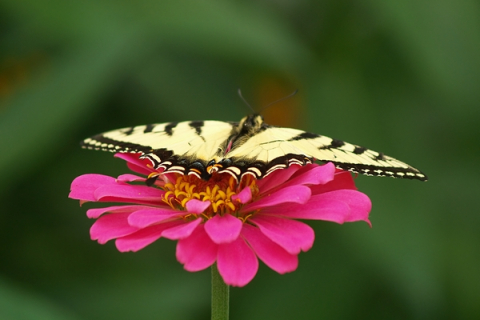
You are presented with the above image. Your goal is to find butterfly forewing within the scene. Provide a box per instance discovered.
[83,120,235,161]
[223,125,426,181]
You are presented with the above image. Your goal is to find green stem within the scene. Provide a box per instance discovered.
[211,263,229,320]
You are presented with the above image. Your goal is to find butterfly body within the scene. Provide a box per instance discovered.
[82,114,427,181]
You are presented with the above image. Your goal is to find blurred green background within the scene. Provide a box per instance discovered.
[1,1,479,319]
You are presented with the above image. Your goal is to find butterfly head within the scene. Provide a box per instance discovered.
[238,114,264,134]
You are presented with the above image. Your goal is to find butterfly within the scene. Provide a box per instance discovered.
[81,114,427,182]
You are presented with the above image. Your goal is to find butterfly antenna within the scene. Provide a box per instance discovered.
[237,88,255,113]
[260,89,299,113]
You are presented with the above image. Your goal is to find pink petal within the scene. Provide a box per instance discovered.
[315,190,371,224]
[115,153,154,175]
[116,174,146,183]
[176,225,217,271]
[261,190,371,225]
[281,163,335,188]
[69,174,116,201]
[115,220,182,252]
[127,208,181,228]
[90,212,139,244]
[243,185,311,212]
[87,205,154,219]
[204,214,242,244]
[261,198,351,223]
[231,186,252,204]
[185,199,211,214]
[310,170,357,195]
[256,164,302,193]
[93,183,164,204]
[242,224,298,274]
[162,218,202,240]
[250,215,314,255]
[217,237,258,287]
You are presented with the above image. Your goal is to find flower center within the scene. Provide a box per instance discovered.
[160,173,258,220]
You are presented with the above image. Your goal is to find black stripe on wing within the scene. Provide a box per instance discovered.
[81,136,153,154]
[164,122,179,136]
[331,162,428,181]
[188,121,205,136]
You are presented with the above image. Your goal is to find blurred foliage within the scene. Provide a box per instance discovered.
[1,0,479,319]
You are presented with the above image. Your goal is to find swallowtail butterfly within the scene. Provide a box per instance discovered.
[81,114,427,182]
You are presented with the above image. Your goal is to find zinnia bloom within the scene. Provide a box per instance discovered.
[69,153,371,287]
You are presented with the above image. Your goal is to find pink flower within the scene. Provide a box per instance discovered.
[69,153,371,287]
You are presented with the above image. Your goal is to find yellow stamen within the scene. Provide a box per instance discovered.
[159,173,259,221]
